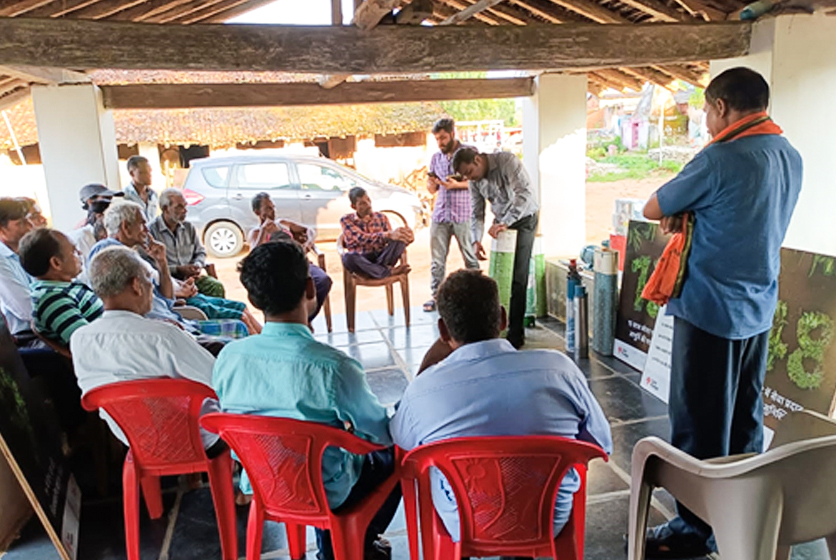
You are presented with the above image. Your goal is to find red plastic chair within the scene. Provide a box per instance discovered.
[81,379,237,560]
[399,436,608,560]
[200,413,399,560]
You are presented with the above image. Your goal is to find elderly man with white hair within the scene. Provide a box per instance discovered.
[71,245,225,455]
[149,188,225,298]
[88,200,256,341]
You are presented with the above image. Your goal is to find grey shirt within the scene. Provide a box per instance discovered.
[123,183,159,222]
[148,216,207,269]
[469,152,539,244]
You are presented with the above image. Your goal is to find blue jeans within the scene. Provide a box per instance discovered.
[342,241,406,280]
[666,317,769,539]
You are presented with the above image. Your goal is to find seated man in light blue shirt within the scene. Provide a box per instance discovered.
[390,270,612,549]
[212,241,400,560]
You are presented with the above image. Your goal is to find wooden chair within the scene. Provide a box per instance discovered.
[310,244,333,333]
[30,321,72,359]
[336,235,409,333]
[204,263,218,279]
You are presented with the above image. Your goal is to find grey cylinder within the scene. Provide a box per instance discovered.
[593,248,618,356]
[574,284,589,361]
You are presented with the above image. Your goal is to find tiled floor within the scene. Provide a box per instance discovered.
[3,310,828,560]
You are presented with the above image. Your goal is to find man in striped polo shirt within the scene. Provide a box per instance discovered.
[19,228,103,346]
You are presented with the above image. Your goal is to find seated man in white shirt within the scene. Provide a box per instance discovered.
[390,270,613,550]
[0,197,35,342]
[70,245,224,455]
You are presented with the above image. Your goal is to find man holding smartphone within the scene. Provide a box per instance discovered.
[425,118,480,312]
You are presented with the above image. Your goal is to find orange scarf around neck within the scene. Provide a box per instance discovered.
[640,111,783,306]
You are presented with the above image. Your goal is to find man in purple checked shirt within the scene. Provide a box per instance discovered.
[424,118,480,312]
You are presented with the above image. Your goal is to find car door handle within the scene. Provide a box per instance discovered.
[302,194,312,199]
[232,194,244,200]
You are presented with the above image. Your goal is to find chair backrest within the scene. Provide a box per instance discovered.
[402,436,607,552]
[336,235,347,258]
[30,320,72,359]
[81,378,216,468]
[201,413,384,523]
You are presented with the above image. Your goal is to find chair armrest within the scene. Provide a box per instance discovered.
[204,263,218,279]
[309,244,326,269]
[175,305,208,321]
[400,248,408,266]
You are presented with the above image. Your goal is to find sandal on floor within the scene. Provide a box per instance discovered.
[423,299,436,312]
[643,530,712,559]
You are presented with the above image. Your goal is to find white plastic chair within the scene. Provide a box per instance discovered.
[628,410,836,560]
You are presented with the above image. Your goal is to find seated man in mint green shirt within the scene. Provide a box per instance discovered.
[212,241,399,560]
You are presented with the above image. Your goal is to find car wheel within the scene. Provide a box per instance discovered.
[204,221,244,258]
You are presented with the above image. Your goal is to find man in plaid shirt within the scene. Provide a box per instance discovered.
[340,188,413,279]
[425,118,480,312]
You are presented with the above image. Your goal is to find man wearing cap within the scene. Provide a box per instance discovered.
[75,184,123,229]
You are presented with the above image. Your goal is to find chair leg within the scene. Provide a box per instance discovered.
[207,454,239,560]
[386,284,394,316]
[776,545,792,560]
[825,532,836,560]
[324,293,333,333]
[246,502,264,560]
[401,479,421,560]
[401,276,410,328]
[710,493,782,560]
[140,475,164,520]
[344,275,356,333]
[330,523,364,560]
[627,478,653,560]
[123,453,141,560]
[285,523,307,560]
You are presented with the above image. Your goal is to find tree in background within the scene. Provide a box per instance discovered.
[433,72,521,127]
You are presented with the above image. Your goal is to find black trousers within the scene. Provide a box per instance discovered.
[507,213,539,343]
[315,448,402,560]
[667,317,769,537]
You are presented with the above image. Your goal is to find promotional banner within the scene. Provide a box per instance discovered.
[613,220,670,371]
[763,249,836,431]
[641,307,674,403]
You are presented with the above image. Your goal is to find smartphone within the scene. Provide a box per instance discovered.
[428,171,438,179]
[447,173,463,182]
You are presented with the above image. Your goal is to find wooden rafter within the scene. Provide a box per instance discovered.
[442,0,508,23]
[506,0,564,22]
[672,0,726,20]
[331,0,343,24]
[437,0,501,23]
[174,0,252,23]
[66,0,150,20]
[353,0,409,29]
[655,63,709,86]
[0,18,752,74]
[395,0,433,23]
[0,78,25,97]
[542,0,630,23]
[615,0,698,21]
[185,0,276,24]
[478,1,542,23]
[137,0,228,22]
[100,77,536,109]
[0,0,54,16]
[0,88,30,112]
[592,67,645,90]
[620,65,678,89]
[0,65,89,84]
[23,0,108,17]
[588,72,626,92]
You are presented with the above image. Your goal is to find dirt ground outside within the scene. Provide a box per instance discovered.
[215,177,667,317]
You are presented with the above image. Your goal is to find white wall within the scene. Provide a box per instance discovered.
[523,73,588,258]
[712,14,836,256]
[31,84,120,231]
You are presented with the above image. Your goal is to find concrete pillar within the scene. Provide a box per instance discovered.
[31,84,119,232]
[137,142,167,191]
[711,14,836,256]
[522,73,588,258]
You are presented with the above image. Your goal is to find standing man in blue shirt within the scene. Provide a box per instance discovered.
[641,67,803,558]
[391,270,611,548]
[212,242,400,560]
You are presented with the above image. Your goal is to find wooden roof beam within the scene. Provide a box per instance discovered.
[0,19,753,74]
[173,0,252,24]
[588,72,625,92]
[395,0,433,23]
[0,78,26,97]
[188,0,279,24]
[100,78,536,109]
[353,0,410,29]
[80,0,199,22]
[436,0,501,23]
[592,68,645,90]
[542,0,630,23]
